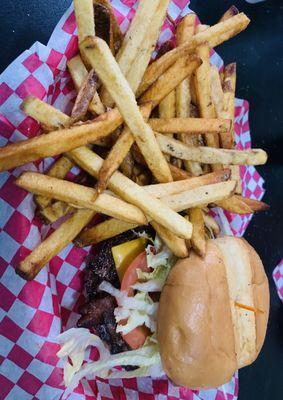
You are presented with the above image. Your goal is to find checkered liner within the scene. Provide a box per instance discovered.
[273,260,283,301]
[0,1,265,399]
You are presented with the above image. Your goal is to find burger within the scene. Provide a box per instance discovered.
[57,233,269,392]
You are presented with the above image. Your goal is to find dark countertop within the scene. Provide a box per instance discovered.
[0,0,282,399]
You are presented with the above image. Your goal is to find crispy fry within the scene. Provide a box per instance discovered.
[69,147,193,239]
[210,65,225,117]
[16,172,147,225]
[176,14,203,176]
[230,165,242,193]
[17,209,95,280]
[137,13,250,96]
[70,69,98,123]
[159,89,175,161]
[0,107,123,172]
[149,117,231,134]
[195,24,220,156]
[188,208,206,257]
[151,221,189,258]
[169,164,191,180]
[156,133,267,165]
[219,6,239,22]
[97,103,152,194]
[145,169,231,198]
[203,212,220,236]
[101,0,170,106]
[215,195,269,214]
[74,0,95,44]
[221,63,237,149]
[82,37,172,183]
[40,201,74,224]
[35,156,74,209]
[75,219,139,247]
[139,54,202,108]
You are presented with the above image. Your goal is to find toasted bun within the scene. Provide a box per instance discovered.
[157,236,269,389]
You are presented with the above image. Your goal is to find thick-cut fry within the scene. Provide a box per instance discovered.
[145,169,231,198]
[0,108,123,172]
[35,156,74,209]
[159,89,176,161]
[215,195,269,214]
[210,65,225,117]
[69,147,193,239]
[67,55,105,116]
[219,6,239,22]
[97,103,152,194]
[149,117,231,134]
[156,133,267,165]
[151,221,189,258]
[188,208,206,257]
[16,172,147,225]
[75,219,139,247]
[17,209,95,280]
[139,54,202,108]
[39,201,74,224]
[82,37,172,183]
[221,63,237,149]
[74,0,95,44]
[195,24,220,155]
[176,13,203,177]
[137,13,250,96]
[101,0,170,106]
[169,164,191,180]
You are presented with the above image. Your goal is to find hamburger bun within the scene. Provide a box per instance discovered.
[157,236,269,389]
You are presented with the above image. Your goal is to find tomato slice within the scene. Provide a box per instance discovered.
[120,251,151,349]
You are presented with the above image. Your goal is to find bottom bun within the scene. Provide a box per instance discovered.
[157,236,269,389]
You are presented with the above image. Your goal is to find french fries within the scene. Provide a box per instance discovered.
[219,5,239,22]
[16,172,147,225]
[203,212,220,237]
[149,117,231,135]
[158,89,176,161]
[137,12,250,96]
[69,147,193,239]
[17,209,95,280]
[176,14,203,177]
[75,218,139,247]
[156,133,267,165]
[151,221,189,258]
[210,65,225,117]
[0,108,123,172]
[169,164,191,180]
[221,63,237,149]
[82,36,173,183]
[74,0,95,44]
[215,195,269,214]
[139,54,202,108]
[39,201,74,224]
[188,208,206,257]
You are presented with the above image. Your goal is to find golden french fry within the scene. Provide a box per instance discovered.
[145,168,231,198]
[74,0,95,44]
[188,208,206,257]
[16,172,147,225]
[156,133,267,165]
[82,36,172,183]
[149,117,231,134]
[139,54,202,108]
[176,13,203,176]
[39,201,74,224]
[97,103,152,194]
[210,65,224,116]
[203,212,220,236]
[101,0,170,106]
[69,147,193,239]
[159,89,176,161]
[215,195,269,214]
[219,5,239,22]
[35,156,74,209]
[0,107,123,172]
[195,24,220,156]
[151,221,189,258]
[17,209,95,280]
[230,165,242,193]
[221,63,237,149]
[75,219,139,247]
[67,55,105,116]
[137,13,250,96]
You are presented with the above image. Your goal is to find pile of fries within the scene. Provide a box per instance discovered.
[0,0,268,280]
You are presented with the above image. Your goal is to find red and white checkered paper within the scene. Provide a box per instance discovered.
[273,260,283,301]
[0,1,265,399]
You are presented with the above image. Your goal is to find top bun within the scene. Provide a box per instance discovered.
[157,236,269,389]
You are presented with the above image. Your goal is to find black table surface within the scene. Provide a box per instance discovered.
[0,0,282,399]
